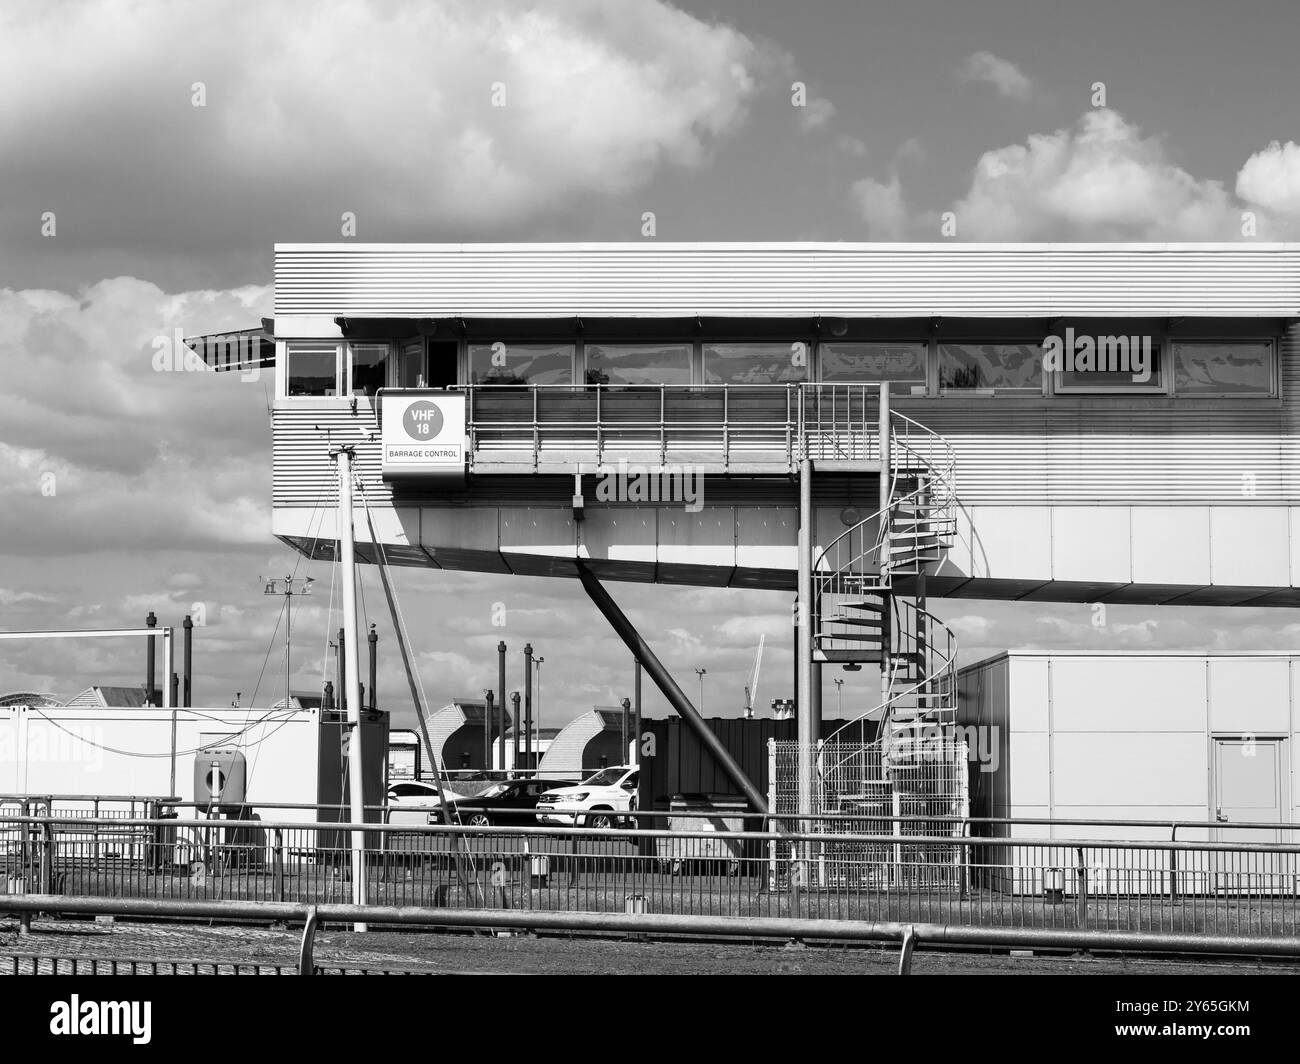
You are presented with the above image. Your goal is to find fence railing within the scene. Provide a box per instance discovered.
[449,383,886,470]
[4,813,1300,941]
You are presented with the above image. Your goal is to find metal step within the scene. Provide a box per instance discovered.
[823,615,885,628]
[838,599,885,612]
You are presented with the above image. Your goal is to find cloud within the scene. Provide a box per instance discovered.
[951,109,1246,239]
[836,135,868,159]
[958,51,1033,101]
[851,174,909,239]
[798,96,836,132]
[0,277,273,555]
[1237,140,1300,219]
[0,0,773,287]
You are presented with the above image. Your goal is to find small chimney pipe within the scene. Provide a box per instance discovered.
[523,643,533,768]
[511,691,521,768]
[368,625,378,712]
[145,612,157,706]
[497,640,507,770]
[337,627,346,715]
[182,614,193,708]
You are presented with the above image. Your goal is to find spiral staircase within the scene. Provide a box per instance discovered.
[811,411,962,811]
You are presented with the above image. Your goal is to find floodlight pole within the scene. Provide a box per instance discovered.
[331,445,368,928]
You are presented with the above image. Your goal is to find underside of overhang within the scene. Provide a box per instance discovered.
[276,534,1300,607]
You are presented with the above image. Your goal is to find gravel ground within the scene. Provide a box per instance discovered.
[3,917,1297,975]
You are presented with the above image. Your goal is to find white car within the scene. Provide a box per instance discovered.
[385,779,464,826]
[535,766,639,828]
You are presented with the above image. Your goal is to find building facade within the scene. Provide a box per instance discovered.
[192,242,1300,812]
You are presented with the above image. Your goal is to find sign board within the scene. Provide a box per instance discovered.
[381,393,467,482]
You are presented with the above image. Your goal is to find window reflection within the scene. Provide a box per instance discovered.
[468,343,574,385]
[703,342,807,384]
[397,339,425,389]
[1173,342,1272,395]
[820,343,927,393]
[584,343,692,386]
[349,343,390,396]
[939,343,1042,395]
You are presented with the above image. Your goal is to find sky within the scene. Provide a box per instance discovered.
[1,0,1299,730]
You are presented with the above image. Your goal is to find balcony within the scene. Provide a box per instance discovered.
[380,383,887,477]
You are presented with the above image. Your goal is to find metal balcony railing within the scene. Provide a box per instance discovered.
[451,383,886,469]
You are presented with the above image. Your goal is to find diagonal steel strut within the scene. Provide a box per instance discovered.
[576,563,769,814]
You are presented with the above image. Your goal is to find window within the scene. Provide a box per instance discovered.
[820,342,927,393]
[584,343,692,386]
[939,343,1042,396]
[285,342,339,396]
[1172,341,1273,396]
[468,343,574,385]
[703,342,808,384]
[397,339,425,389]
[349,342,390,396]
[1052,335,1164,393]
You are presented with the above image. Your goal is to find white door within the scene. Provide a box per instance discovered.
[1212,738,1289,893]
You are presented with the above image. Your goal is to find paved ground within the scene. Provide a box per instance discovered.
[2,917,1297,974]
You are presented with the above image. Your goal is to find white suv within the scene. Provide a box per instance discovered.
[535,766,639,828]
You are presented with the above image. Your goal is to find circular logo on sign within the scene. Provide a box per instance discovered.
[206,767,226,794]
[403,401,444,441]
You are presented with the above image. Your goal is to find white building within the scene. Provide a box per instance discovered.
[957,651,1299,837]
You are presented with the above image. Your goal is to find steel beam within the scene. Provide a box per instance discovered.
[8,894,1300,961]
[576,563,768,813]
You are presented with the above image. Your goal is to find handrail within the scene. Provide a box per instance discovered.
[810,411,962,789]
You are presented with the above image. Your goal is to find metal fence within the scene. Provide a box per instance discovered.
[769,738,970,892]
[4,812,1300,941]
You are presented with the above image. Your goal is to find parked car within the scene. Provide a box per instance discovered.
[445,778,575,826]
[385,779,463,827]
[535,766,639,828]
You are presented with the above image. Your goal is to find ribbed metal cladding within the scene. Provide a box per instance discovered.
[273,406,389,508]
[274,243,1300,318]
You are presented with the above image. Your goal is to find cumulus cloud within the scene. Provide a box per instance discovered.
[798,96,836,132]
[958,51,1033,101]
[853,109,1300,240]
[0,277,272,555]
[852,174,909,239]
[1237,140,1300,218]
[949,109,1248,240]
[0,0,772,287]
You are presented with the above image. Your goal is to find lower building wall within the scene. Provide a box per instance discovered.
[0,706,326,824]
[959,653,1300,892]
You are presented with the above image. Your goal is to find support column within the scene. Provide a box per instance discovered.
[633,661,642,767]
[331,446,367,926]
[879,383,892,732]
[797,458,815,822]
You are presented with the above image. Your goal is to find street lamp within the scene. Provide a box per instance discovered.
[694,666,707,712]
[833,677,844,716]
[263,575,314,710]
